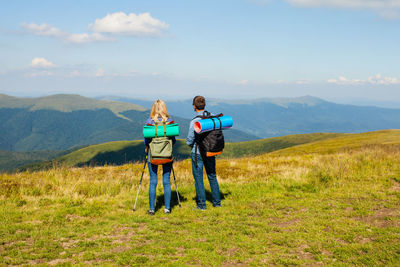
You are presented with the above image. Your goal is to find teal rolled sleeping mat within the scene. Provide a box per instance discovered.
[143,123,180,138]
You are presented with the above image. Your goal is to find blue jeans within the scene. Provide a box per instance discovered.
[191,153,221,209]
[148,162,172,211]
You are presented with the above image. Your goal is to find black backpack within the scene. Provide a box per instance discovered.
[194,111,225,160]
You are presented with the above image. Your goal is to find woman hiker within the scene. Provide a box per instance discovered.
[144,100,176,215]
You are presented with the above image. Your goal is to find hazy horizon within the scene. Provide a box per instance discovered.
[2,91,400,110]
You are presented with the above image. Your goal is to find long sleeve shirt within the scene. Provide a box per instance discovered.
[186,111,205,155]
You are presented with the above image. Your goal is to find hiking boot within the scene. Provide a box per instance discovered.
[164,208,171,214]
[147,210,155,216]
[193,206,206,211]
[213,204,222,208]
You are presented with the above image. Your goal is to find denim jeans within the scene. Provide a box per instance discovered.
[148,162,172,211]
[191,153,221,209]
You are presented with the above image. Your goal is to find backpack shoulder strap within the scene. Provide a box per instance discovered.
[193,110,212,120]
[153,120,167,137]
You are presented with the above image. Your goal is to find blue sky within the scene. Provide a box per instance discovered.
[1,0,400,102]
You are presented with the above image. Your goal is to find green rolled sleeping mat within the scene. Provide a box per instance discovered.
[143,123,180,138]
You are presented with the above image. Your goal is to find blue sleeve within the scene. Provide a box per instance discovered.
[145,138,151,146]
[186,119,195,146]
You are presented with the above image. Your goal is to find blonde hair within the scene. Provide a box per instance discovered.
[150,99,170,122]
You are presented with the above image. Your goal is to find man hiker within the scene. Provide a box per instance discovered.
[186,96,222,210]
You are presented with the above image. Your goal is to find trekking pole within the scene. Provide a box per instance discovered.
[171,163,182,208]
[133,155,148,211]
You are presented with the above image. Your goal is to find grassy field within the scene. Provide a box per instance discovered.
[273,129,400,155]
[20,132,342,171]
[1,135,400,265]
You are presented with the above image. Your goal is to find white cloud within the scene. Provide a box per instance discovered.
[22,23,64,37]
[367,74,400,85]
[22,22,111,44]
[65,33,113,44]
[30,57,55,68]
[89,12,169,36]
[327,74,400,85]
[96,69,105,77]
[327,76,365,85]
[22,12,168,44]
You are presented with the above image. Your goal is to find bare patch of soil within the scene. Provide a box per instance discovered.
[354,236,373,244]
[60,238,79,249]
[25,220,42,225]
[356,208,400,228]
[296,244,314,260]
[175,246,185,257]
[28,259,47,265]
[65,214,85,221]
[222,260,248,267]
[392,180,400,192]
[226,247,240,257]
[110,246,130,253]
[108,225,137,244]
[137,223,147,231]
[48,258,70,265]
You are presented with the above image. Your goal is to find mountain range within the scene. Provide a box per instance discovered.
[1,93,400,172]
[0,94,256,152]
[99,95,400,138]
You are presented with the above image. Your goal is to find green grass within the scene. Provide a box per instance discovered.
[1,142,400,265]
[21,132,343,171]
[20,130,399,172]
[273,129,400,155]
[222,132,342,157]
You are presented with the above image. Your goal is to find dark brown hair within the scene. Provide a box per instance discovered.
[192,95,206,110]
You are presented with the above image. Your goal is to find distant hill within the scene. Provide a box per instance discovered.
[17,129,400,172]
[19,132,343,171]
[101,95,400,138]
[0,94,146,118]
[0,94,256,152]
[0,146,84,172]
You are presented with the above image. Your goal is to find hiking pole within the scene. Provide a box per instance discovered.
[171,163,181,208]
[133,155,148,211]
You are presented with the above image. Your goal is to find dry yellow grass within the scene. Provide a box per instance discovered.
[2,145,399,200]
[1,145,399,265]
